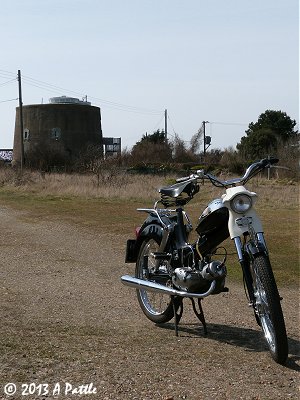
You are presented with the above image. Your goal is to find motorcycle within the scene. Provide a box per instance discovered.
[121,157,288,365]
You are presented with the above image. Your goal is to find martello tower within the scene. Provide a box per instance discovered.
[13,96,103,167]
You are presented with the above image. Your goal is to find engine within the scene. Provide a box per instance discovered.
[172,260,227,294]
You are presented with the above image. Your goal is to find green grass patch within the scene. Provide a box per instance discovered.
[0,188,148,234]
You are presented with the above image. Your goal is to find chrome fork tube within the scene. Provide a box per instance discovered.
[234,236,255,304]
[234,237,244,261]
[257,232,268,253]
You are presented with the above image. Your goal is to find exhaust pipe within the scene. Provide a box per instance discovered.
[121,275,216,299]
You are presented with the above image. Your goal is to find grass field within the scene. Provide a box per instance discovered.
[0,169,298,286]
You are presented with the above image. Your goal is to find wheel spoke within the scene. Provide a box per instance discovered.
[251,254,288,364]
[255,275,276,350]
[136,238,174,320]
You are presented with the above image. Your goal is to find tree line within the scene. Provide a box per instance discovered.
[124,110,298,177]
[14,109,298,179]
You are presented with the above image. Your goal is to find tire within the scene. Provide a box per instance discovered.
[251,255,288,364]
[135,235,179,323]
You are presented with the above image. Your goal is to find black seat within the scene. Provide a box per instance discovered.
[159,181,189,198]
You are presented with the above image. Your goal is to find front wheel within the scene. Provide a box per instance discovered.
[251,255,288,364]
[135,235,180,324]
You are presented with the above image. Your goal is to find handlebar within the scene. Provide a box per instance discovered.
[176,157,279,188]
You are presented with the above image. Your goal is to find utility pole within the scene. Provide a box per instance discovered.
[164,109,168,141]
[202,120,209,156]
[18,69,24,173]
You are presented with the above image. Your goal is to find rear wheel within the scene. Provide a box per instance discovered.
[135,235,179,323]
[251,255,288,364]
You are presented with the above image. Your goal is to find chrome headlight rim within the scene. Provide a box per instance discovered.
[230,194,252,214]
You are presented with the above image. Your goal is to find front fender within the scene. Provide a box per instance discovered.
[246,240,267,259]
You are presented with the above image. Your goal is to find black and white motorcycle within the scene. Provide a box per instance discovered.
[121,157,288,365]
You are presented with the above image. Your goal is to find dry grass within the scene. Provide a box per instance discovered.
[0,168,298,207]
[0,168,169,201]
[0,168,298,285]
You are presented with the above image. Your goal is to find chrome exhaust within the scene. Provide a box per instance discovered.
[121,275,216,299]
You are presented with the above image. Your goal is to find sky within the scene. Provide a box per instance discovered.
[0,0,299,152]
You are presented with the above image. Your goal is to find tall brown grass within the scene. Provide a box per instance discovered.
[0,167,298,209]
[0,168,170,201]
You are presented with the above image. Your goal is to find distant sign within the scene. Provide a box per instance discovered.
[205,136,211,145]
[103,137,121,156]
[0,150,13,162]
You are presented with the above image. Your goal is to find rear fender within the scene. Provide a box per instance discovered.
[125,222,164,263]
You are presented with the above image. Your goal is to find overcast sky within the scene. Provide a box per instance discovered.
[1,0,298,151]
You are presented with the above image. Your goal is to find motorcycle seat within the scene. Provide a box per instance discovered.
[159,181,199,207]
[159,181,188,198]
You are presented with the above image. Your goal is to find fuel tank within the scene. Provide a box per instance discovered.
[196,198,230,255]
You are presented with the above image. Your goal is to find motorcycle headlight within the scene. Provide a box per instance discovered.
[231,194,252,214]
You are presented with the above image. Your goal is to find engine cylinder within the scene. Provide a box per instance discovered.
[200,260,227,280]
[172,267,208,292]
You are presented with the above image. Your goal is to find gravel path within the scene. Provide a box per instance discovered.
[0,206,299,400]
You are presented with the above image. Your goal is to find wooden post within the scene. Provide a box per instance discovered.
[18,70,24,173]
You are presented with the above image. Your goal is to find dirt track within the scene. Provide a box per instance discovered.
[0,206,299,400]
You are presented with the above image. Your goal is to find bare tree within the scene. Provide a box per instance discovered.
[189,127,203,154]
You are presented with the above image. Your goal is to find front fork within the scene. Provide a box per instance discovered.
[234,233,268,305]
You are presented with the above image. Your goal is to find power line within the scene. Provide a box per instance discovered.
[0,78,17,87]
[167,114,179,137]
[0,69,17,79]
[0,69,163,115]
[20,73,162,115]
[151,113,165,132]
[210,121,248,126]
[0,98,18,103]
[167,114,192,142]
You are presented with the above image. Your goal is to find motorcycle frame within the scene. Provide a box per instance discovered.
[125,157,279,305]
[133,185,269,304]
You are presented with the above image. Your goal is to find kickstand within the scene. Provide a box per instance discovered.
[191,298,207,335]
[171,296,183,337]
